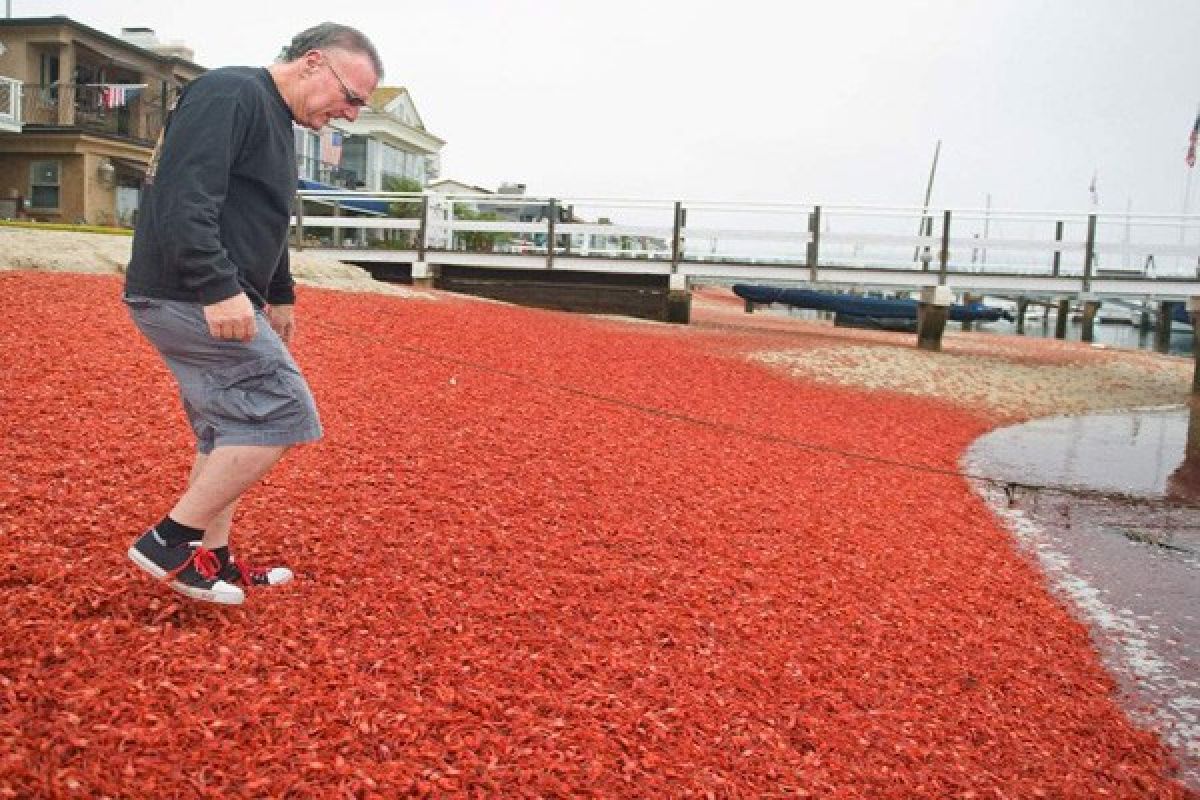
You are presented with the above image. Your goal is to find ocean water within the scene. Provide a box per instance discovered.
[964,405,1199,789]
[982,315,1196,357]
[769,305,1196,357]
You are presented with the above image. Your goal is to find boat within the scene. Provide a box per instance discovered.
[732,284,1012,327]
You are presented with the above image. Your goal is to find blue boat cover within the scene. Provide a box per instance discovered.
[732,285,1010,323]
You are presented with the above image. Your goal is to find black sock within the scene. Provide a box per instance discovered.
[155,516,204,547]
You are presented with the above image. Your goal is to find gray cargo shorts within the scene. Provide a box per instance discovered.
[125,295,323,454]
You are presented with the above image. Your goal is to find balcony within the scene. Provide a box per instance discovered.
[297,154,359,188]
[19,83,167,145]
[0,77,20,133]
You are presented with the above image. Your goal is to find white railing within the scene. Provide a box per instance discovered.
[291,190,1200,294]
[0,77,21,132]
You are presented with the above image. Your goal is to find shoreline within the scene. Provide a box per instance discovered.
[689,287,1194,424]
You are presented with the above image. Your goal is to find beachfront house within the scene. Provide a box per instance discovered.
[0,16,203,226]
[322,86,444,192]
[0,17,447,234]
[293,86,446,247]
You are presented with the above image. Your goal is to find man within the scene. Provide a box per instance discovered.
[125,23,383,605]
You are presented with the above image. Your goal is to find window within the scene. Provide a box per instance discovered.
[40,53,59,87]
[29,160,61,209]
[341,136,367,186]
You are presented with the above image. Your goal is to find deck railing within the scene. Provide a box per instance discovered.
[19,83,166,143]
[293,190,1200,289]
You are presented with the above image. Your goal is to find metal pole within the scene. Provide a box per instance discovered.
[914,139,941,261]
[1180,103,1198,272]
[1052,220,1063,277]
[1182,168,1195,275]
[546,198,557,269]
[332,199,342,248]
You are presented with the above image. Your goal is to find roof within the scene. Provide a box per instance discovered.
[367,86,428,131]
[368,87,407,111]
[430,179,493,195]
[0,16,206,73]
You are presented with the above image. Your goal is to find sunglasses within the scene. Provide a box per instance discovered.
[321,53,367,108]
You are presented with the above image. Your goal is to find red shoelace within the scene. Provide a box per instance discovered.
[163,546,221,584]
[227,559,270,588]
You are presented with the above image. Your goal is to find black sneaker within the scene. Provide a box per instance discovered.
[187,542,294,590]
[223,558,294,589]
[128,529,245,605]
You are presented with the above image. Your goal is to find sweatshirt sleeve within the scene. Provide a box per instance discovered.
[151,90,249,305]
[267,244,296,305]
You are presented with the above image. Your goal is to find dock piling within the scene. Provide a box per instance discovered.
[1055,299,1070,340]
[916,286,953,351]
[1080,297,1102,343]
[666,273,691,324]
[1155,301,1174,353]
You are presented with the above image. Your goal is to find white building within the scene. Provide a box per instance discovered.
[335,87,443,189]
[294,87,444,191]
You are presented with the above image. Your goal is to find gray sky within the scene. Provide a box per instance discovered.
[9,0,1200,213]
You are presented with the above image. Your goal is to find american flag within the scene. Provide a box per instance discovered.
[1188,106,1200,168]
[321,130,344,166]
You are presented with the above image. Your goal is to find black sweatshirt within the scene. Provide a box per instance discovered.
[125,67,298,308]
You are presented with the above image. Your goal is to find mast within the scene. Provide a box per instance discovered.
[914,139,941,262]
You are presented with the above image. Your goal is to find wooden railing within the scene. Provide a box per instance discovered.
[19,83,166,144]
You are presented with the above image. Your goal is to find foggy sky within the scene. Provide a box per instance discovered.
[8,0,1200,214]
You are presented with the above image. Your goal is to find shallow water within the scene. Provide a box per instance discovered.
[770,306,1196,356]
[965,405,1200,789]
[986,317,1196,357]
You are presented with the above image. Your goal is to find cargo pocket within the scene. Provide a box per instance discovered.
[204,357,299,424]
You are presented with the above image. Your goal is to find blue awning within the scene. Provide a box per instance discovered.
[297,178,390,216]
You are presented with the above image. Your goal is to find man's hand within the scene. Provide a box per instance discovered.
[267,304,297,344]
[203,293,257,342]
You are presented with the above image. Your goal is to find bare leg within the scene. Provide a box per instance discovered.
[169,445,286,547]
[185,452,239,549]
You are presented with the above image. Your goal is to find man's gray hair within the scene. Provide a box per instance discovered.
[280,22,384,79]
